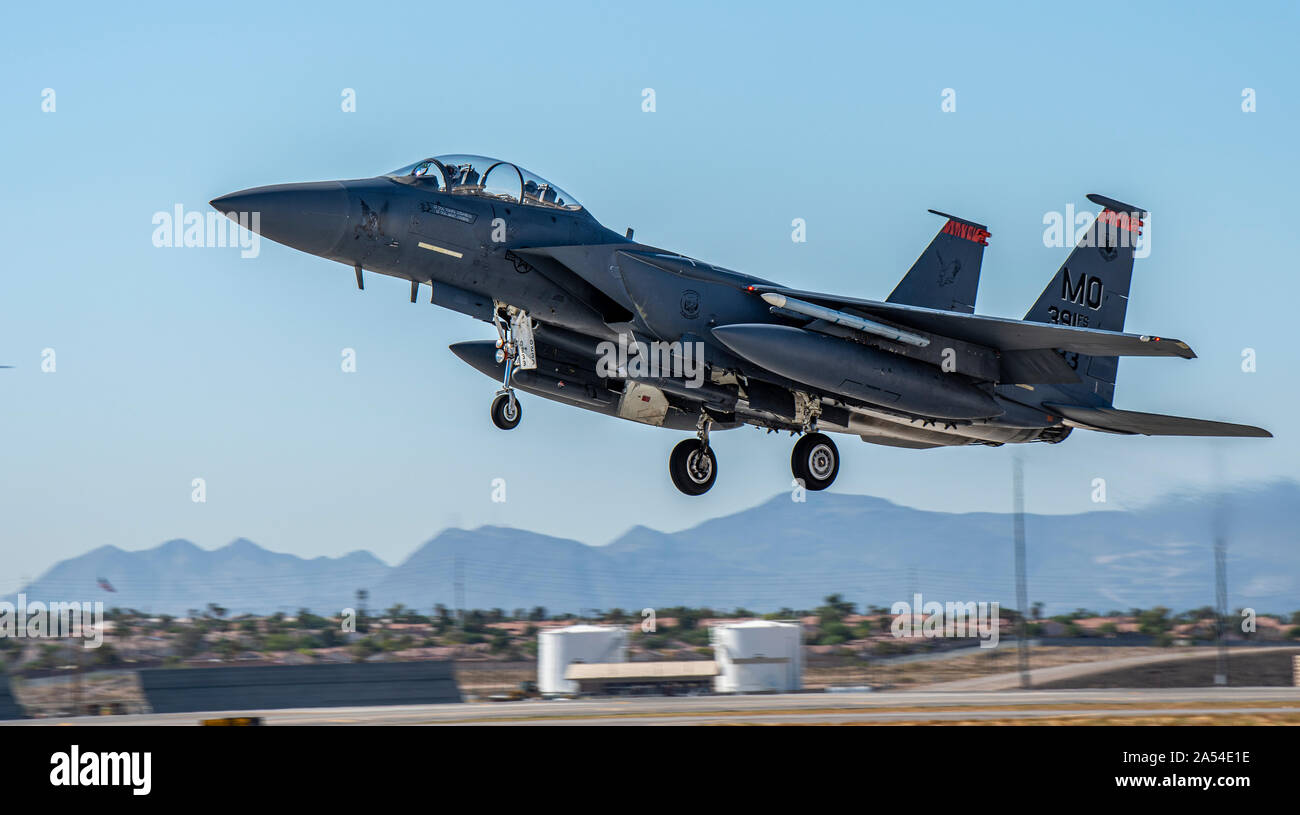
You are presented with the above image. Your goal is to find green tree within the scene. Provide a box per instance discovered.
[350,636,382,661]
[175,627,206,658]
[816,594,856,624]
[675,609,702,630]
[263,633,298,651]
[296,609,330,629]
[819,621,853,646]
[1136,607,1173,637]
[217,638,241,661]
[815,594,856,646]
[489,631,512,653]
[92,643,122,668]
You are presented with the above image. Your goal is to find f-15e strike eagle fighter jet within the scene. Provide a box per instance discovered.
[211,155,1269,496]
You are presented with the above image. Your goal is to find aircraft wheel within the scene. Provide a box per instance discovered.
[669,439,717,496]
[490,393,522,430]
[791,432,838,491]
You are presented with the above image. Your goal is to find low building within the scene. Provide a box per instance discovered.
[564,661,717,695]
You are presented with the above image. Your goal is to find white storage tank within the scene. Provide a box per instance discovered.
[537,624,628,695]
[711,620,803,693]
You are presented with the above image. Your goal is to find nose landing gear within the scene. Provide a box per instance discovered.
[491,392,522,430]
[488,307,535,431]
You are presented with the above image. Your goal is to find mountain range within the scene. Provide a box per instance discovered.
[9,481,1299,616]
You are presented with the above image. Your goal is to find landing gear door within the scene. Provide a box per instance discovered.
[511,312,537,371]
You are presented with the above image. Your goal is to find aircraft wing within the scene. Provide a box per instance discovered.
[749,285,1196,359]
[1044,404,1272,437]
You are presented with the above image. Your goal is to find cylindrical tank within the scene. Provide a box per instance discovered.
[537,624,628,695]
[711,620,803,693]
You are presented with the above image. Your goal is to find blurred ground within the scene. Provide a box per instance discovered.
[8,688,1300,726]
[9,645,1297,716]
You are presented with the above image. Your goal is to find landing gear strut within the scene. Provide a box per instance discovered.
[489,307,535,430]
[791,432,839,491]
[669,413,718,496]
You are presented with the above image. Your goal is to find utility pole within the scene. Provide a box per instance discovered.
[1013,456,1031,689]
[1214,534,1228,685]
[1211,447,1229,687]
[454,555,466,628]
[1214,490,1229,686]
[69,640,84,717]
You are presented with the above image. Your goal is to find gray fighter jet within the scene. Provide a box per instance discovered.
[211,155,1269,496]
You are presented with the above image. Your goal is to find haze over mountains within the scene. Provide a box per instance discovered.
[10,482,1299,617]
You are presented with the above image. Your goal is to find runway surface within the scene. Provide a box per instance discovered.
[922,646,1300,691]
[7,687,1300,726]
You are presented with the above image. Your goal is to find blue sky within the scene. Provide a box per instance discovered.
[2,1,1297,590]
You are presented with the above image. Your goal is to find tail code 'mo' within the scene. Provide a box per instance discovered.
[1023,193,1146,404]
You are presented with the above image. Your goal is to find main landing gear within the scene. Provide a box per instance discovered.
[488,307,535,431]
[791,432,839,491]
[667,423,840,496]
[669,413,718,496]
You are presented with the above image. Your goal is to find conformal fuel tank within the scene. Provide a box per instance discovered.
[712,323,1003,420]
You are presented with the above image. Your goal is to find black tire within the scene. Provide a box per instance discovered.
[669,439,718,496]
[791,432,838,491]
[490,393,522,430]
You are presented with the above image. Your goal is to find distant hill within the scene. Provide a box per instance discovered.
[9,482,1299,616]
[6,539,389,617]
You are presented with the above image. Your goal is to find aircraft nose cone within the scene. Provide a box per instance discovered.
[210,181,349,256]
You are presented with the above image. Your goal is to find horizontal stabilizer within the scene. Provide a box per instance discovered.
[1045,404,1271,437]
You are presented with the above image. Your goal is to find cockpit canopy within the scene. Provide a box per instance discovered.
[388,154,583,211]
